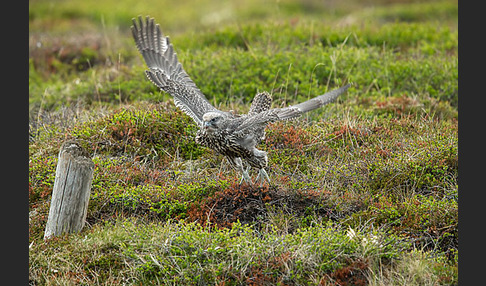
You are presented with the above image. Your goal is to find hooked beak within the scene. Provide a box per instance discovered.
[203,121,210,129]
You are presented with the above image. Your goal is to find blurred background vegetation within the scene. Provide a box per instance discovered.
[29,0,458,115]
[29,0,458,33]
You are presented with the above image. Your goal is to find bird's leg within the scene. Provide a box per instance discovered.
[255,168,270,186]
[240,168,252,185]
[232,157,252,184]
[245,165,251,178]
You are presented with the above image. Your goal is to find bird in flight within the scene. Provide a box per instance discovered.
[131,16,351,185]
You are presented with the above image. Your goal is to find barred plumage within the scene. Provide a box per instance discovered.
[131,16,351,184]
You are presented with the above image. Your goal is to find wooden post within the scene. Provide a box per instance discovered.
[44,140,94,239]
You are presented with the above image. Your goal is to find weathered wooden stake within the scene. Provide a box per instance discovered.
[44,140,94,240]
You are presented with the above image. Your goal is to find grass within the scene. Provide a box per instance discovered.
[30,219,412,285]
[30,0,458,284]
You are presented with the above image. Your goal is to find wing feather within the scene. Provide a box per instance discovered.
[248,92,272,116]
[233,84,351,134]
[131,16,219,125]
[275,83,351,120]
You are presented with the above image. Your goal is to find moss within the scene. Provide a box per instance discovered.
[69,104,205,162]
[29,154,57,208]
[30,219,406,285]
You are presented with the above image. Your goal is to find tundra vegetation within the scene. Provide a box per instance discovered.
[29,0,458,284]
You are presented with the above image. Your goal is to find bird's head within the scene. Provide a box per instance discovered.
[202,112,225,132]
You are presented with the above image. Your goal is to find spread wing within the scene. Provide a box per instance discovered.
[131,16,220,126]
[274,83,351,120]
[234,84,351,134]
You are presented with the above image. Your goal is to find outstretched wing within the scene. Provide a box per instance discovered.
[234,84,351,133]
[275,83,351,120]
[131,16,219,126]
